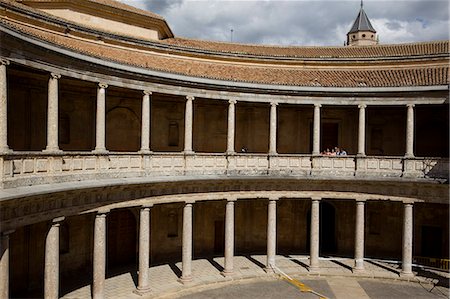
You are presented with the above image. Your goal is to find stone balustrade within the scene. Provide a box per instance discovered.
[0,153,448,189]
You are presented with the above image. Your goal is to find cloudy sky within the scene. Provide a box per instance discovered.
[119,0,449,46]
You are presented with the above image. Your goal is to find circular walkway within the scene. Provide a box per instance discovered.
[61,255,449,299]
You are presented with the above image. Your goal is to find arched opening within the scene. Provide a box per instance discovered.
[107,209,137,277]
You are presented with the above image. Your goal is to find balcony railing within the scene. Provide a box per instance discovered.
[0,153,448,189]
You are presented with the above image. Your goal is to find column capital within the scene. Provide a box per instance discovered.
[1,230,15,237]
[186,95,195,101]
[141,204,154,209]
[228,99,237,105]
[96,211,109,217]
[358,104,367,109]
[52,216,65,224]
[402,202,414,207]
[143,90,152,96]
[314,103,322,108]
[0,58,10,66]
[268,197,279,201]
[311,197,322,201]
[406,103,415,108]
[270,101,278,107]
[226,197,237,202]
[50,73,61,80]
[185,201,195,205]
[98,83,108,89]
[355,199,366,204]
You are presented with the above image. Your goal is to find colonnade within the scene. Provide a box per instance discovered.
[0,198,415,298]
[0,61,417,156]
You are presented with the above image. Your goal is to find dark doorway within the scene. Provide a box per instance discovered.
[107,209,137,276]
[214,220,225,255]
[320,202,336,254]
[421,226,442,258]
[322,123,339,151]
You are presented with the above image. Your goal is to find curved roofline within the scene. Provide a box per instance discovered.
[2,24,448,94]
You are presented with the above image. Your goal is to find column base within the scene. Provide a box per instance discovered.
[308,266,319,273]
[221,270,234,277]
[400,271,415,278]
[268,151,278,156]
[184,151,195,155]
[404,154,415,159]
[264,266,275,273]
[133,286,152,296]
[352,267,365,274]
[93,149,109,154]
[0,147,12,154]
[43,148,62,154]
[226,151,236,156]
[178,276,193,284]
[138,149,152,154]
[356,153,366,157]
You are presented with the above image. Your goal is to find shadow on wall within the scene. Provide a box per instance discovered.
[425,160,449,181]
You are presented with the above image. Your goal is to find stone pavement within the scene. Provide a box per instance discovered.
[60,255,450,299]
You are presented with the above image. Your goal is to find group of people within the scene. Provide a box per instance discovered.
[321,147,347,156]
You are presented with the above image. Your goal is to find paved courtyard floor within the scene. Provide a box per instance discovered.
[60,255,449,299]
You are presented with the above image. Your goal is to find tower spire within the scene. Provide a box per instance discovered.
[346,1,378,46]
[361,0,363,8]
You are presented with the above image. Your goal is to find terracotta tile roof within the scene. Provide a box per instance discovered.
[1,16,449,88]
[162,37,449,59]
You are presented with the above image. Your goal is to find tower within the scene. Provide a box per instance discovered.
[347,0,377,46]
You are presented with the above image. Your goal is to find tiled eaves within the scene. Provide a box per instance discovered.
[2,19,448,89]
[2,0,449,62]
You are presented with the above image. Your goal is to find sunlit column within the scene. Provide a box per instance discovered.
[309,198,320,271]
[93,212,107,299]
[357,104,366,156]
[266,198,277,271]
[184,96,195,154]
[140,91,151,153]
[94,83,108,153]
[137,206,151,292]
[222,198,236,276]
[0,59,10,153]
[313,104,321,155]
[353,201,365,272]
[226,100,236,154]
[405,104,415,157]
[401,203,414,277]
[44,73,61,152]
[180,202,193,283]
[269,102,278,155]
[44,217,64,299]
[0,230,14,299]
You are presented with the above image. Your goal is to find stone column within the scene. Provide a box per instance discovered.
[44,217,64,299]
[184,96,195,154]
[0,230,14,299]
[44,73,61,153]
[222,198,235,276]
[312,104,321,155]
[226,100,236,154]
[93,212,107,299]
[137,206,151,292]
[401,203,414,277]
[266,198,277,271]
[94,83,108,153]
[269,102,278,155]
[405,104,415,157]
[357,104,366,156]
[140,91,151,153]
[180,203,193,283]
[353,201,365,272]
[0,59,10,153]
[309,198,320,271]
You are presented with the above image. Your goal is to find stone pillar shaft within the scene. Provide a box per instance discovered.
[137,207,151,291]
[266,199,277,270]
[310,199,320,270]
[0,59,10,153]
[95,84,108,152]
[93,213,107,299]
[0,231,13,299]
[140,91,151,152]
[223,199,235,276]
[401,203,414,276]
[45,218,63,299]
[45,73,61,152]
[405,104,415,157]
[358,104,366,156]
[181,203,193,282]
[313,104,321,155]
[269,102,278,155]
[227,100,236,154]
[353,201,365,271]
[184,96,194,154]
